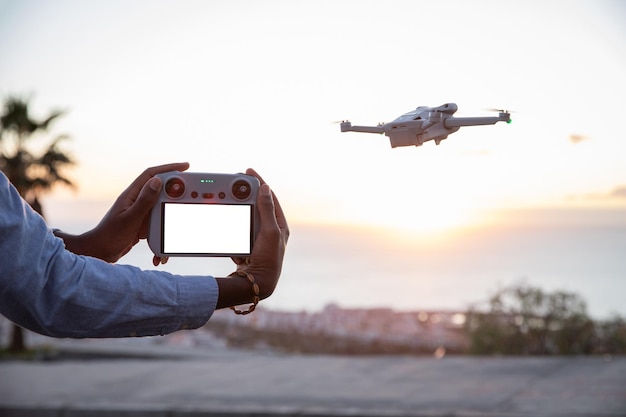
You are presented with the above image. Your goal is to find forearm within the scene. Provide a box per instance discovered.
[55,230,260,311]
[1,174,217,338]
[3,247,218,338]
[52,228,132,263]
[216,274,261,309]
[53,229,107,260]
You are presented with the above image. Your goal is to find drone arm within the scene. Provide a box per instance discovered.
[340,122,385,134]
[443,113,510,129]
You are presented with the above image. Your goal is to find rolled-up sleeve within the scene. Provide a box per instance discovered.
[0,172,218,338]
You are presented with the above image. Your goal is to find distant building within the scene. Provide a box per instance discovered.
[205,304,470,354]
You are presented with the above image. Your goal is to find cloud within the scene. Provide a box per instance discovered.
[610,186,626,199]
[568,134,589,144]
[567,185,626,203]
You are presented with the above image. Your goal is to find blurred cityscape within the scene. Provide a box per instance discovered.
[202,305,470,356]
[2,297,625,358]
[0,306,468,357]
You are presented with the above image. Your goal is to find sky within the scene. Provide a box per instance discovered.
[1,0,625,318]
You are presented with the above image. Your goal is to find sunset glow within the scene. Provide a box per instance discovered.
[2,0,626,318]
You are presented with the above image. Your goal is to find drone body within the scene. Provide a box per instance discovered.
[340,103,510,148]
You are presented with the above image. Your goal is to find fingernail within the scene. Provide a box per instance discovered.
[148,177,161,191]
[261,184,271,196]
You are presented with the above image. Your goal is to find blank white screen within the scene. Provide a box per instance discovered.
[162,203,252,254]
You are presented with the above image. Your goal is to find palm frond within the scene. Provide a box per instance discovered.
[1,95,76,195]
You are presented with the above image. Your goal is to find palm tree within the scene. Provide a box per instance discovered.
[0,95,75,352]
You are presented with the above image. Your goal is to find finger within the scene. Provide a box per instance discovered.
[124,162,190,201]
[246,184,279,273]
[256,184,280,235]
[269,188,289,236]
[124,176,162,221]
[247,168,288,238]
[138,210,151,239]
[143,162,190,178]
[245,168,266,186]
[152,255,169,266]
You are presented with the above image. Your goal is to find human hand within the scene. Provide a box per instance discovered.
[58,162,189,263]
[216,168,289,309]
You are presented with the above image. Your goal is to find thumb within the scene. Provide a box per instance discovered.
[257,184,278,233]
[127,177,162,219]
[249,184,280,264]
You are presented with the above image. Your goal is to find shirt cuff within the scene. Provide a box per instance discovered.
[175,275,219,331]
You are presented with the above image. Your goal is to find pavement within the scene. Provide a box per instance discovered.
[0,341,625,417]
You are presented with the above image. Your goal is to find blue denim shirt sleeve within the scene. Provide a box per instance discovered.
[0,171,218,338]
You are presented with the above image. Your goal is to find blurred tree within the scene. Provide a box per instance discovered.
[596,315,626,355]
[466,282,595,355]
[0,95,75,353]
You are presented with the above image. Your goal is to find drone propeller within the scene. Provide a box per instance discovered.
[485,108,515,113]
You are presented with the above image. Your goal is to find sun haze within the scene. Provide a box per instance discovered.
[2,1,625,317]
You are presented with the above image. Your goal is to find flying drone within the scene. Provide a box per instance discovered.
[339,103,511,148]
